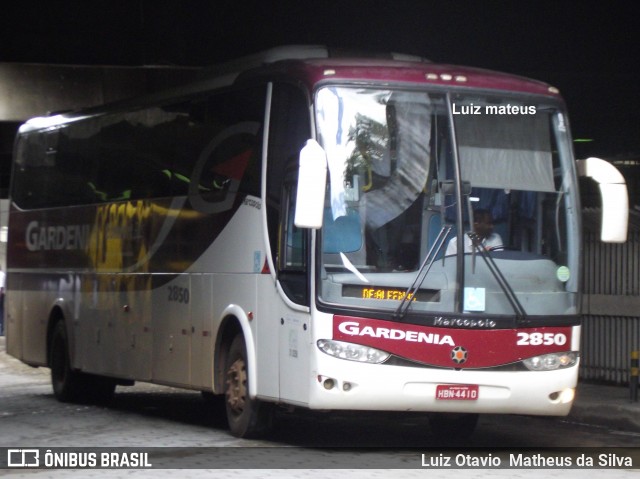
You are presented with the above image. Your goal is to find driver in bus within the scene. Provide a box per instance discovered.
[445,208,503,256]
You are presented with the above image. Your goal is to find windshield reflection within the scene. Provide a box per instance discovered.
[316,87,580,319]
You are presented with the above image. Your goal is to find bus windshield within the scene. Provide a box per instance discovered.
[316,86,580,318]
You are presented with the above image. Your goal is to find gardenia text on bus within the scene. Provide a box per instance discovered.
[25,221,90,252]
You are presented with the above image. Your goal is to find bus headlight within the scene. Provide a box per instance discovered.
[523,352,577,371]
[317,339,390,364]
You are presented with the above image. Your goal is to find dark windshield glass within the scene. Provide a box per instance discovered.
[316,87,580,318]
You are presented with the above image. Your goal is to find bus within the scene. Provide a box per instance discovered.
[5,45,628,438]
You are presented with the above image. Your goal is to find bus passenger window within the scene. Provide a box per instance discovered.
[196,131,259,203]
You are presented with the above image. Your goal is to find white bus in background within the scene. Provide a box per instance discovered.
[5,46,628,438]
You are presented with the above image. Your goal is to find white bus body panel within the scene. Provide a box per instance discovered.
[308,355,577,415]
[307,311,579,415]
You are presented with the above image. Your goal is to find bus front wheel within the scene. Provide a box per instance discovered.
[224,334,273,438]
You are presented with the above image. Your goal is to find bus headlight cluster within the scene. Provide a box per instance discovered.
[523,352,577,371]
[317,339,390,364]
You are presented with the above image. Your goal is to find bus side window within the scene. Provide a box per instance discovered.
[267,83,312,305]
[278,169,309,304]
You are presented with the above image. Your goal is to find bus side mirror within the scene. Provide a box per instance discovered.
[577,157,628,242]
[294,139,327,229]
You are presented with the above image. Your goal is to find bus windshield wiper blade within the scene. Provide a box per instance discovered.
[468,233,528,322]
[394,225,451,320]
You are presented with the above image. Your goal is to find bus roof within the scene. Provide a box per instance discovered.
[251,57,560,97]
[20,45,561,133]
[206,45,560,98]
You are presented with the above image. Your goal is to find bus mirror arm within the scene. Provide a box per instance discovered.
[576,157,628,243]
[294,139,328,229]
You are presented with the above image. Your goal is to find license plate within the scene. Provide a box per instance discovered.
[435,384,479,400]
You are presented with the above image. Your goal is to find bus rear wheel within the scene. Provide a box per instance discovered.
[224,334,273,438]
[50,321,115,403]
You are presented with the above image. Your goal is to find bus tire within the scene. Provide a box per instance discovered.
[428,413,479,438]
[224,334,273,438]
[50,321,116,403]
[50,321,84,402]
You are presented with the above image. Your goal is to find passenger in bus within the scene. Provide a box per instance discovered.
[445,208,503,256]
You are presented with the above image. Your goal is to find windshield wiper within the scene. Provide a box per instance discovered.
[394,225,451,320]
[468,232,528,323]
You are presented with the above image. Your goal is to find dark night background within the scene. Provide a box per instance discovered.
[1,0,639,160]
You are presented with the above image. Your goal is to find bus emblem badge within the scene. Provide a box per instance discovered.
[451,346,468,364]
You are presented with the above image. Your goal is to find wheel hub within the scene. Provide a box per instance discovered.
[226,358,247,415]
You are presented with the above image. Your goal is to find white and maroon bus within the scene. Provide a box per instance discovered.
[5,46,628,438]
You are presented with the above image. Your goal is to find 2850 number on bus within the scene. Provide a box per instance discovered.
[168,286,190,304]
[516,332,567,346]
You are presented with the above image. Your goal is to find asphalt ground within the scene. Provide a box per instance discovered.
[1,335,639,432]
[1,335,639,478]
